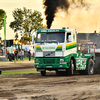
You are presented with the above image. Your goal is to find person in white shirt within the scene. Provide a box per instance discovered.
[20,49,22,60]
[22,49,24,61]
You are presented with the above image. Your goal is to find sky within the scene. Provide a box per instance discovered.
[0,0,46,39]
[1,0,100,40]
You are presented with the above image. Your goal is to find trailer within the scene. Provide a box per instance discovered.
[33,28,95,76]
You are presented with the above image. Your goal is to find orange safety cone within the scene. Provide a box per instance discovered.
[14,58,16,63]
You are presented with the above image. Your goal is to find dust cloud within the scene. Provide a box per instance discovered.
[50,0,100,33]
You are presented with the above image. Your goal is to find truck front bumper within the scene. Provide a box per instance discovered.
[35,64,68,69]
[35,57,70,70]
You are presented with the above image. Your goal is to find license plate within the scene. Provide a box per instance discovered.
[58,69,66,71]
[46,66,52,68]
[37,69,45,71]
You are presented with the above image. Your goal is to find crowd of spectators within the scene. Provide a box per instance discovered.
[5,49,32,62]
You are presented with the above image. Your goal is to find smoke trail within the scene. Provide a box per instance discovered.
[43,0,70,28]
[43,0,88,29]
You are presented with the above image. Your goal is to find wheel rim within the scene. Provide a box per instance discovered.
[90,63,93,73]
[71,60,74,74]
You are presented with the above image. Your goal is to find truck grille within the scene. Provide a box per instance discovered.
[43,51,55,57]
[44,59,55,64]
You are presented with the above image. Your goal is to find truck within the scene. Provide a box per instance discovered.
[33,27,95,76]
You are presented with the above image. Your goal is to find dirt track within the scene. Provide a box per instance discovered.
[1,60,100,100]
[1,71,100,100]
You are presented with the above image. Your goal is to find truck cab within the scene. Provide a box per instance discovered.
[35,28,77,57]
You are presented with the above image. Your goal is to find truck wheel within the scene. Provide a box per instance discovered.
[41,71,46,76]
[68,60,74,75]
[86,59,94,75]
[56,70,59,75]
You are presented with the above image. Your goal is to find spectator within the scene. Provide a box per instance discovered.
[6,50,9,59]
[20,49,22,60]
[22,49,24,61]
[17,49,20,60]
[6,49,7,58]
[7,50,12,61]
[19,49,24,61]
[3,49,6,55]
[14,49,18,60]
[28,50,31,61]
[6,49,7,55]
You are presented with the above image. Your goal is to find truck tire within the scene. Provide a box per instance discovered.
[86,59,94,75]
[56,70,59,75]
[68,59,74,75]
[41,71,46,76]
[79,59,94,75]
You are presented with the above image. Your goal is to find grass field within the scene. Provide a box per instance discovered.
[0,57,35,75]
[23,57,34,60]
[1,70,37,76]
[0,57,34,64]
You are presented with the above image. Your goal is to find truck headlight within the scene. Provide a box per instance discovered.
[35,59,40,64]
[35,59,40,62]
[60,59,64,62]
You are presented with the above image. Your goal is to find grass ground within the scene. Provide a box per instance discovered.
[9,57,34,64]
[0,57,34,65]
[0,57,35,75]
[1,70,37,76]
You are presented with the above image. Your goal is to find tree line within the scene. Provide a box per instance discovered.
[0,7,47,41]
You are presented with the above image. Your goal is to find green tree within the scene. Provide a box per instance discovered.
[21,33,31,41]
[21,36,31,41]
[9,7,47,37]
[0,9,5,30]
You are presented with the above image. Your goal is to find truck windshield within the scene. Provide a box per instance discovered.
[35,32,65,43]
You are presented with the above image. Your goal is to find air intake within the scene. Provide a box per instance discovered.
[62,27,66,29]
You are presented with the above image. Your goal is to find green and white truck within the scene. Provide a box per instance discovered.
[34,28,94,76]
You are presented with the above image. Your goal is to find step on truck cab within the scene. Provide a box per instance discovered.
[34,28,94,76]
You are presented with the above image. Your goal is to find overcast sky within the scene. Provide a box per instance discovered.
[0,0,46,39]
[1,0,100,40]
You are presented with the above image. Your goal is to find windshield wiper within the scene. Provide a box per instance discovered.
[51,40,58,43]
[45,40,58,43]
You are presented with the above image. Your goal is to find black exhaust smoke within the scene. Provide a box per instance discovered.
[43,0,87,29]
[43,0,70,29]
